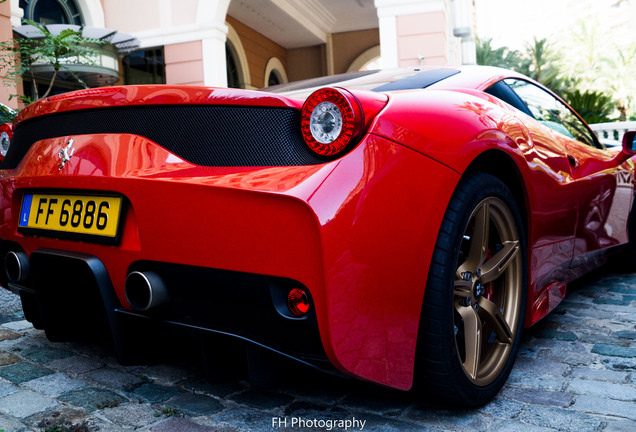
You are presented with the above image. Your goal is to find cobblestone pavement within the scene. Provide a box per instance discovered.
[0,265,634,432]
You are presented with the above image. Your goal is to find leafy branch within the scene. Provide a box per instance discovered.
[0,20,105,102]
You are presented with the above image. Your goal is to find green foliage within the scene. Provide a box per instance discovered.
[476,28,636,121]
[476,38,524,70]
[154,405,184,418]
[562,89,616,124]
[0,20,105,102]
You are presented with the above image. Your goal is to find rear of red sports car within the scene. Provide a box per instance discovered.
[4,66,628,406]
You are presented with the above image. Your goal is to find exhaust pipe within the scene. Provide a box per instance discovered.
[125,271,169,311]
[5,251,29,283]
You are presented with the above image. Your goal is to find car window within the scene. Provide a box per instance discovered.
[504,79,601,149]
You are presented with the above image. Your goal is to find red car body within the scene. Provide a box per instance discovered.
[0,66,633,404]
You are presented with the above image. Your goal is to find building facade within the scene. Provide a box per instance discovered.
[0,0,477,109]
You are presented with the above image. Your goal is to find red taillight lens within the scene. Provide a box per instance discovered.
[0,123,12,162]
[287,288,310,316]
[47,87,122,102]
[301,87,363,157]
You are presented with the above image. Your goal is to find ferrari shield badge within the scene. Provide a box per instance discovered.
[58,138,75,170]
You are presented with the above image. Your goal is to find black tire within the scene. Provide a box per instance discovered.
[414,173,527,407]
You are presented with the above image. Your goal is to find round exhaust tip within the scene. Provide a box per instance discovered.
[5,251,29,283]
[125,271,169,311]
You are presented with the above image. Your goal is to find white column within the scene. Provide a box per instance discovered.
[201,25,229,87]
[10,0,23,26]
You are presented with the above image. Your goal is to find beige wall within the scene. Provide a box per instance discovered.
[226,16,287,89]
[332,29,379,75]
[104,0,161,32]
[287,45,326,82]
[165,40,205,86]
[396,11,448,66]
[0,0,17,108]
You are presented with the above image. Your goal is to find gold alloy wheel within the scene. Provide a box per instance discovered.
[453,197,522,386]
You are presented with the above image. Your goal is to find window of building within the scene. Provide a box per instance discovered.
[20,0,84,25]
[226,42,241,89]
[267,70,281,87]
[122,48,166,85]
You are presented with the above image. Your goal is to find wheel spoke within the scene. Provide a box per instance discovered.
[458,201,489,275]
[456,302,482,379]
[477,297,513,344]
[454,279,473,298]
[478,240,519,284]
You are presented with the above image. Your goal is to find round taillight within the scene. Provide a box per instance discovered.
[0,123,12,161]
[301,87,363,157]
[287,288,310,317]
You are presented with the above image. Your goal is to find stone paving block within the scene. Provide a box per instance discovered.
[507,369,565,391]
[567,378,636,401]
[571,395,636,421]
[151,417,220,432]
[592,344,636,358]
[166,393,223,416]
[143,364,194,386]
[570,367,629,383]
[601,357,636,371]
[23,372,86,396]
[230,389,294,410]
[408,405,499,431]
[517,404,603,432]
[48,355,105,374]
[477,397,526,418]
[0,329,22,342]
[0,390,58,418]
[99,402,158,428]
[0,380,18,398]
[603,419,636,432]
[0,361,53,383]
[616,330,636,340]
[500,387,572,408]
[1,320,33,332]
[0,413,27,432]
[57,387,127,412]
[0,350,20,366]
[513,357,569,376]
[182,377,247,398]
[338,387,412,415]
[91,425,131,432]
[593,298,626,305]
[83,367,141,389]
[127,382,183,404]
[534,329,578,341]
[19,345,75,364]
[538,347,595,366]
[488,419,562,431]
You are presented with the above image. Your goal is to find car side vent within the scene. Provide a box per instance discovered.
[2,105,323,169]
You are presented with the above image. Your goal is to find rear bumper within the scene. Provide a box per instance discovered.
[0,132,460,390]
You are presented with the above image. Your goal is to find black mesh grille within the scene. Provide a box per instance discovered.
[3,105,323,169]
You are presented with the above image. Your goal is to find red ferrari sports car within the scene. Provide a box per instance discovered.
[0,66,634,406]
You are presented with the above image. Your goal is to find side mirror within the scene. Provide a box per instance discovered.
[611,130,636,166]
[622,130,636,154]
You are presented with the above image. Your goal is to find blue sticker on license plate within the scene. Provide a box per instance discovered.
[19,194,33,227]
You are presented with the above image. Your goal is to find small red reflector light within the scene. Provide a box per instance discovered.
[287,288,310,316]
[47,87,122,102]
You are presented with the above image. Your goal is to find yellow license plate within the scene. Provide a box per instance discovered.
[19,193,122,241]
